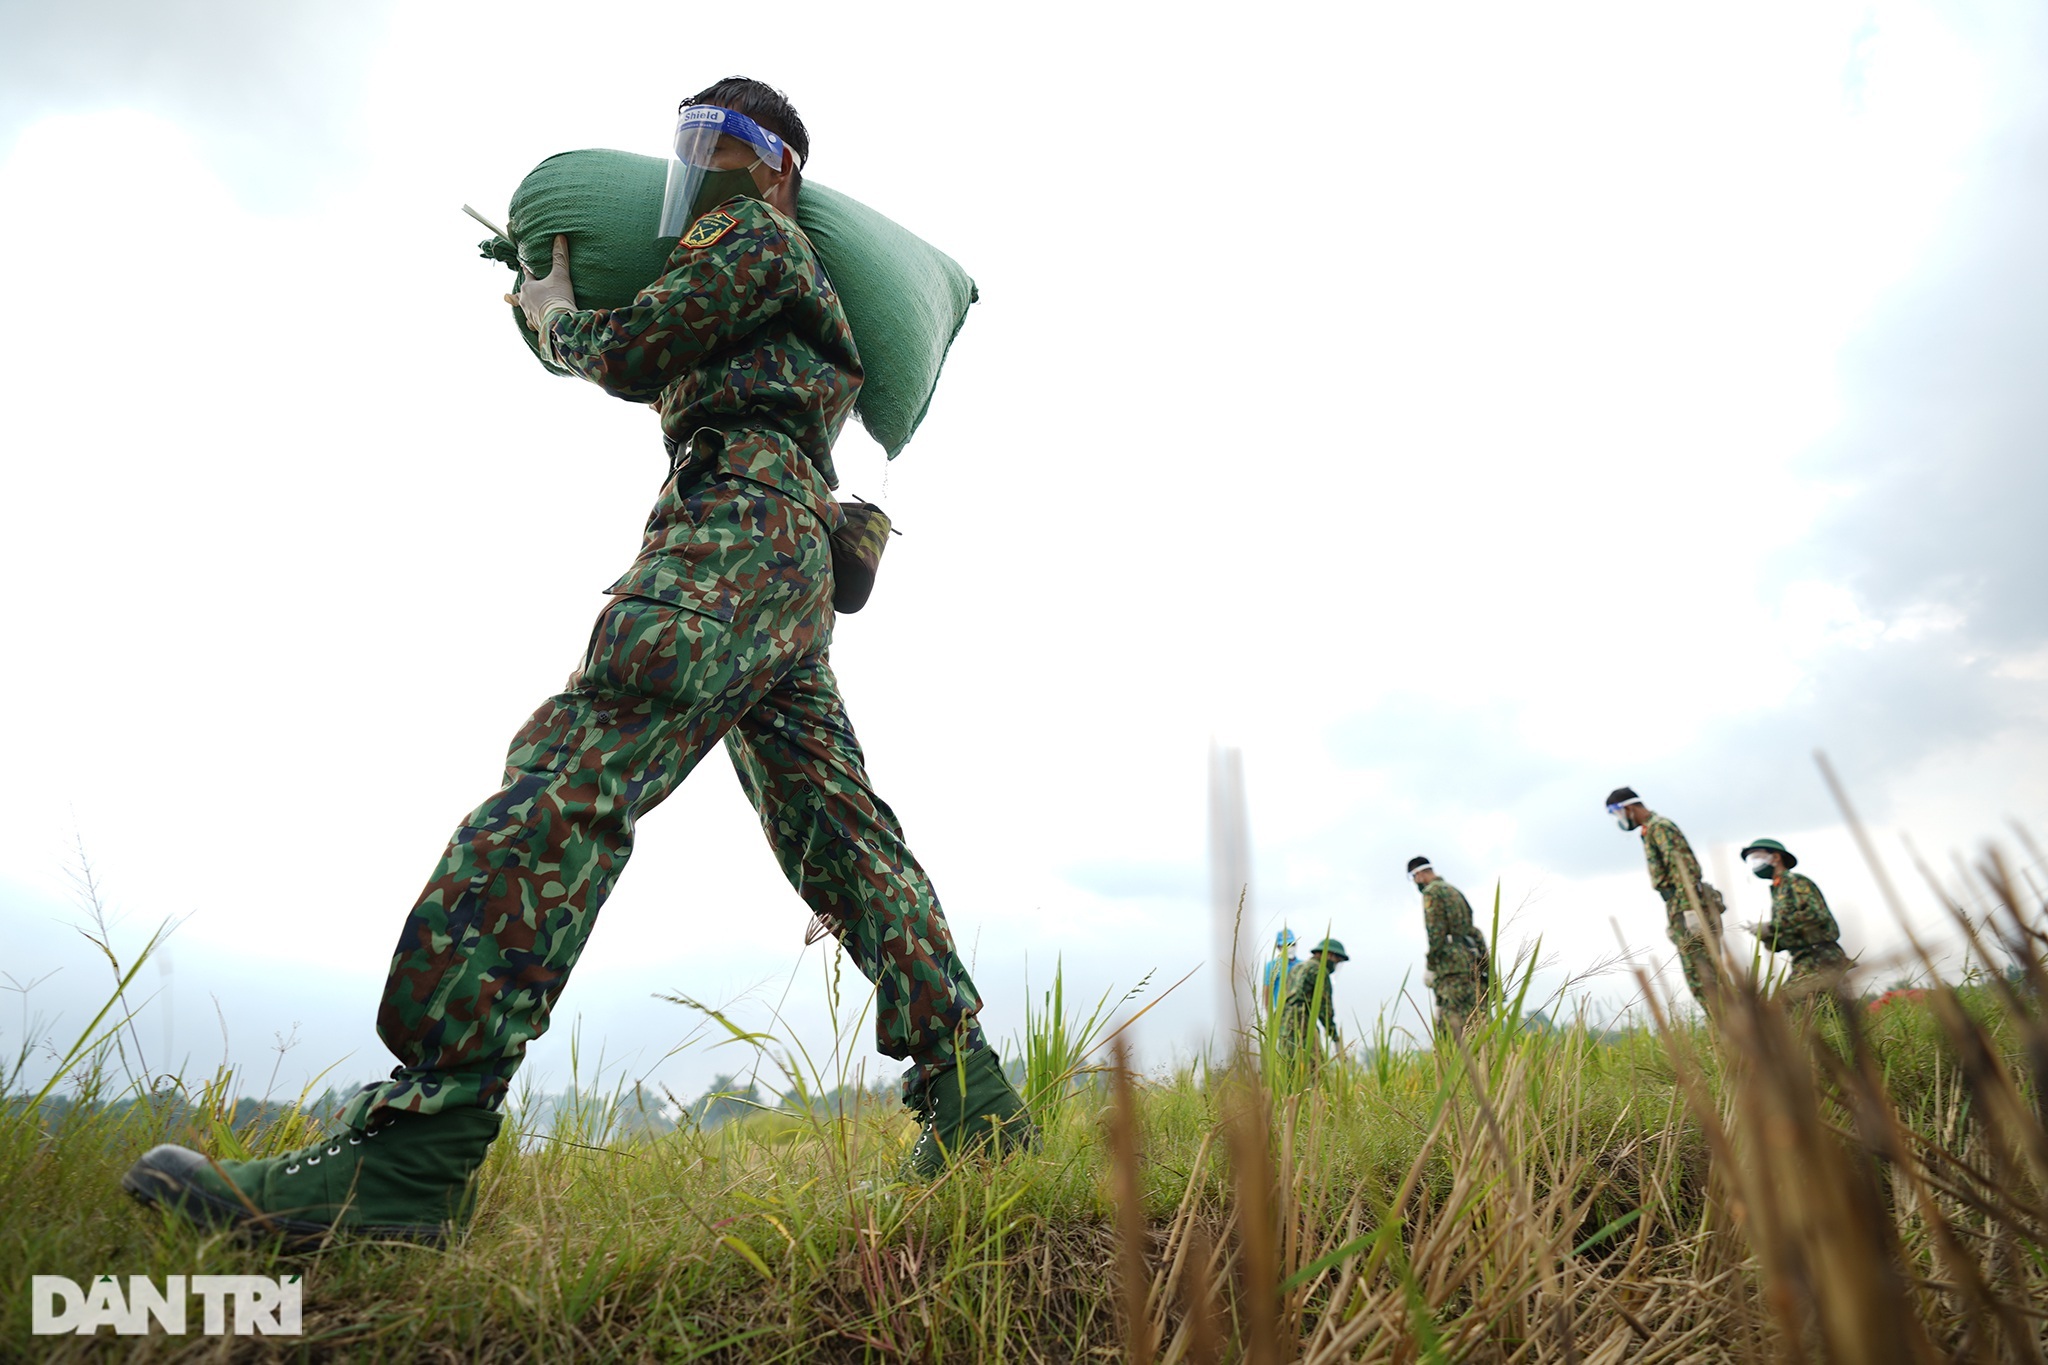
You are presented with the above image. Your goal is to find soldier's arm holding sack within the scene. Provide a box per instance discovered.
[514,205,797,402]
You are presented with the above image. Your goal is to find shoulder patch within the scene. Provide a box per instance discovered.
[682,210,740,249]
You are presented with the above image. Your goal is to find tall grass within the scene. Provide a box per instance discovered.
[1022,956,1160,1130]
[3,839,2045,1359]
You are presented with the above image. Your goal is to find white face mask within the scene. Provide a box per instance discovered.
[1746,853,1776,879]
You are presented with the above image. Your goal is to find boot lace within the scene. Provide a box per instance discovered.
[281,1121,386,1176]
[900,1064,941,1125]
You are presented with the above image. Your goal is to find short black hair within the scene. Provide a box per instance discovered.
[1605,786,1640,807]
[1406,856,1431,874]
[682,76,810,201]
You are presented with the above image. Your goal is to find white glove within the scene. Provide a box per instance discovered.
[1684,911,1706,938]
[1422,971,1435,989]
[506,234,578,359]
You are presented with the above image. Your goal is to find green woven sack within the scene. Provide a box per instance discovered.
[480,148,976,458]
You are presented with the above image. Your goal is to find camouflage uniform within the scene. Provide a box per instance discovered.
[1639,812,1725,1006]
[1761,871,1847,983]
[1422,880,1490,1025]
[341,197,985,1128]
[1277,959,1339,1065]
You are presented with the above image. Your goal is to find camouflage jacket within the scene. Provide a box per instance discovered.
[545,196,861,594]
[1641,812,1723,939]
[1279,959,1339,1047]
[1763,871,1845,967]
[1640,813,1700,896]
[1421,880,1488,975]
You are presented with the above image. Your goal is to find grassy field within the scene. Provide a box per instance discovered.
[4,856,2046,1361]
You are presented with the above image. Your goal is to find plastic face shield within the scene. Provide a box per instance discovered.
[658,104,792,236]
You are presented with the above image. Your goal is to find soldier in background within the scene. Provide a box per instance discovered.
[1607,787,1726,1007]
[1739,838,1849,993]
[1262,928,1299,1013]
[1406,857,1490,1030]
[1278,938,1348,1073]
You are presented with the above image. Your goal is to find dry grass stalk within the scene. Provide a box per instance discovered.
[1174,1219,1226,1365]
[1110,1034,1158,1365]
[1223,1069,1283,1365]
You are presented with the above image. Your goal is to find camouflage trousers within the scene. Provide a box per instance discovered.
[1666,884,1727,1006]
[1788,943,1849,978]
[1781,944,1850,1001]
[1432,969,1486,1027]
[342,476,985,1125]
[1430,939,1489,1027]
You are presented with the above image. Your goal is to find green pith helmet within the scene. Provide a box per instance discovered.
[1740,838,1798,869]
[1310,937,1349,962]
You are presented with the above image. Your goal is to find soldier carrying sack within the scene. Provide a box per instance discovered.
[123,77,1031,1251]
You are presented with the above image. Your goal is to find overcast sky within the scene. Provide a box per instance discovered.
[3,0,2044,1110]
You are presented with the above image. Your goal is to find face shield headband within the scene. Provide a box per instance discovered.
[658,104,796,237]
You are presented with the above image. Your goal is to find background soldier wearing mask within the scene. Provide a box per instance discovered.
[1407,857,1489,1029]
[124,77,1032,1247]
[1278,938,1348,1071]
[1739,838,1848,991]
[1607,786,1725,1007]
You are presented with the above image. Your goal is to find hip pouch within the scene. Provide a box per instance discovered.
[831,498,897,613]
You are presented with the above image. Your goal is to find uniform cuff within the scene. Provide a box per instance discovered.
[537,299,578,366]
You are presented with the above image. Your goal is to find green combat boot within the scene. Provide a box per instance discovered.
[902,1048,1037,1180]
[122,1106,502,1250]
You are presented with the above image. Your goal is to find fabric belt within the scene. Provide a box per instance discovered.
[663,430,708,472]
[661,429,730,498]
[657,425,841,534]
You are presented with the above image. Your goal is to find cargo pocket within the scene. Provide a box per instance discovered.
[572,591,723,701]
[601,570,740,625]
[504,699,582,782]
